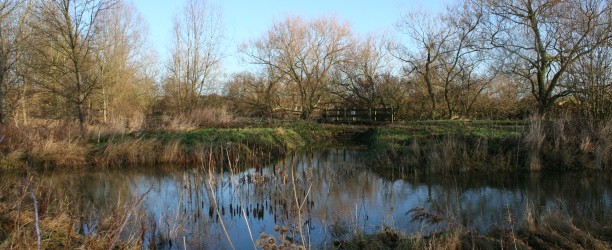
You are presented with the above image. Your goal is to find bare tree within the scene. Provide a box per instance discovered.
[0,0,25,124]
[225,71,283,117]
[30,0,117,134]
[395,10,453,119]
[165,0,223,113]
[395,3,495,120]
[475,0,612,116]
[437,2,493,119]
[329,33,395,109]
[567,40,612,121]
[95,1,156,125]
[243,16,351,119]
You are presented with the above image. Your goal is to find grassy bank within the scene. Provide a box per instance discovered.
[1,117,609,172]
[364,118,611,175]
[0,121,369,170]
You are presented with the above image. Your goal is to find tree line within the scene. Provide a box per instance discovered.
[0,0,610,135]
[229,0,611,122]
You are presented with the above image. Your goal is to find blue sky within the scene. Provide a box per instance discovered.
[133,0,446,76]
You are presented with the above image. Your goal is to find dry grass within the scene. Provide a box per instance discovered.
[333,205,611,250]
[29,138,88,168]
[0,176,149,249]
[0,122,87,169]
[159,139,183,163]
[152,107,236,132]
[523,115,612,171]
[0,150,26,170]
[594,119,612,169]
[100,138,158,167]
[516,209,611,250]
[389,135,510,175]
[367,116,609,174]
[87,112,147,137]
[524,116,545,171]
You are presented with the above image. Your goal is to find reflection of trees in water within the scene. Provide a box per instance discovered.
[403,172,612,233]
[39,171,139,234]
[15,149,611,248]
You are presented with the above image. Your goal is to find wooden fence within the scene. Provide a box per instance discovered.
[320,107,396,123]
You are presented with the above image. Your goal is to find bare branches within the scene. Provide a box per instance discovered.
[476,0,612,115]
[106,186,152,250]
[29,0,118,134]
[22,176,41,250]
[165,0,224,113]
[242,16,351,119]
[330,33,395,109]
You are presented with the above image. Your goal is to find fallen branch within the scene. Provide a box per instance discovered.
[23,177,41,250]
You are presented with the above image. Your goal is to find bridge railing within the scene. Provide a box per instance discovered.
[320,107,396,123]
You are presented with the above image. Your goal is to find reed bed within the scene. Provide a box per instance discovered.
[0,119,321,170]
[1,146,611,249]
[367,116,612,175]
[0,175,150,249]
[331,205,611,250]
[0,122,86,169]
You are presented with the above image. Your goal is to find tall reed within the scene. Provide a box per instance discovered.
[0,175,151,249]
[524,116,545,171]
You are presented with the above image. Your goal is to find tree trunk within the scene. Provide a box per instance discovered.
[424,50,436,119]
[76,71,86,136]
[19,79,29,126]
[102,87,108,123]
[444,87,453,119]
[0,70,5,124]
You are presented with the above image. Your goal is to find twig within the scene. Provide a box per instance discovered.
[23,177,41,250]
[108,186,152,250]
[226,148,257,250]
[291,168,312,249]
[240,199,257,250]
[208,165,236,250]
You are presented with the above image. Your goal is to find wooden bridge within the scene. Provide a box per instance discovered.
[320,107,396,124]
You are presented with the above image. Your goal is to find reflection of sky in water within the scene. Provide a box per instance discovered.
[37,149,612,249]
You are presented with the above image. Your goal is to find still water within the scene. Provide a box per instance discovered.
[38,148,612,249]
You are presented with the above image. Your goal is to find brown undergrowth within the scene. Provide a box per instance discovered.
[523,116,612,171]
[0,121,87,169]
[0,174,149,249]
[332,205,612,250]
[0,114,293,170]
[367,116,611,175]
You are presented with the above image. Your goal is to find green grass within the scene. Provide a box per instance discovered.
[12,118,601,172]
[150,124,327,150]
[361,121,527,174]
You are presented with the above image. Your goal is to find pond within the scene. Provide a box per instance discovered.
[29,148,612,249]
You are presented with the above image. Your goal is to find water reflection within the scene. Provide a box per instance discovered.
[32,148,612,249]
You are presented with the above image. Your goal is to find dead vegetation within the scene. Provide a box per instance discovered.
[0,175,150,249]
[368,116,612,176]
[332,206,612,250]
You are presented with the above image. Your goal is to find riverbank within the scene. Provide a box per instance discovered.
[365,118,611,175]
[1,118,609,172]
[332,208,612,249]
[0,121,368,170]
[2,148,610,249]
